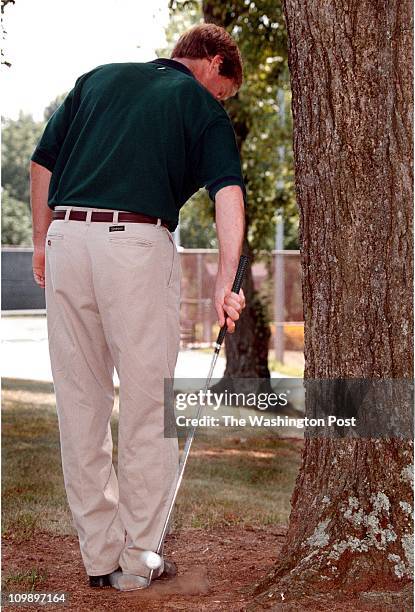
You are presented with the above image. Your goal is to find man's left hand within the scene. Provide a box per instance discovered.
[33,245,46,288]
[214,283,246,334]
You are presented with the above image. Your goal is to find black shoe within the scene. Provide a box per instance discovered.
[89,567,121,588]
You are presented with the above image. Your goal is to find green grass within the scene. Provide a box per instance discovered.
[174,436,301,529]
[2,567,48,593]
[2,387,74,539]
[2,379,302,543]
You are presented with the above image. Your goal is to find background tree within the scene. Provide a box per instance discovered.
[1,189,33,246]
[252,1,413,606]
[170,0,297,382]
[1,97,70,246]
[2,114,43,205]
[43,93,67,122]
[1,114,44,245]
[178,192,217,247]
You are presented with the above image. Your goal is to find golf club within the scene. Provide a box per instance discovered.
[144,254,249,586]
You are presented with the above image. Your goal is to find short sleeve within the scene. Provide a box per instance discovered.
[192,117,246,204]
[31,89,76,172]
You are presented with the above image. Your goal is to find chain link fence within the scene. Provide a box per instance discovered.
[2,247,304,367]
[179,249,303,365]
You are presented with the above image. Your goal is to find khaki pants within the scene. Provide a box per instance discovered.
[45,207,180,577]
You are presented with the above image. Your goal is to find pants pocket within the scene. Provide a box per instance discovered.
[46,233,64,245]
[163,229,177,288]
[109,236,154,247]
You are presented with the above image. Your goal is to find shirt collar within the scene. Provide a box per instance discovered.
[150,58,195,79]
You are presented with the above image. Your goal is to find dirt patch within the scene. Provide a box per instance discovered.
[2,526,287,611]
[3,528,411,611]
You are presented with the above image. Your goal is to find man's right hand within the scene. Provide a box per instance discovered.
[33,245,46,288]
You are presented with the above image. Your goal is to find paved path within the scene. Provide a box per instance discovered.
[1,315,228,383]
[2,315,305,412]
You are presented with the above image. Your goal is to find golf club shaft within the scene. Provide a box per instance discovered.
[147,255,249,585]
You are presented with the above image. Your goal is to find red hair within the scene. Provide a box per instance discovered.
[172,24,243,89]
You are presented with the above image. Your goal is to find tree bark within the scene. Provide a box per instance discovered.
[253,0,413,606]
[222,239,272,379]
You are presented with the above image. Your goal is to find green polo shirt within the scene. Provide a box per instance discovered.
[31,59,245,231]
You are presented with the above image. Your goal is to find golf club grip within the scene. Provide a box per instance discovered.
[216,255,249,347]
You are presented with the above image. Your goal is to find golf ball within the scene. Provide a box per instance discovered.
[142,551,162,570]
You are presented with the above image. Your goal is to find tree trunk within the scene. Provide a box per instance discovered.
[224,240,271,375]
[210,238,273,397]
[253,0,413,606]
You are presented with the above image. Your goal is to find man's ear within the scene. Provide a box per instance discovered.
[211,54,223,73]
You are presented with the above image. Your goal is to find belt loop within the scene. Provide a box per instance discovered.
[156,218,162,227]
[86,209,92,225]
[64,206,72,223]
[113,210,119,225]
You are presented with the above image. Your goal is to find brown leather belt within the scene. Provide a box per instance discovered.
[53,210,169,228]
